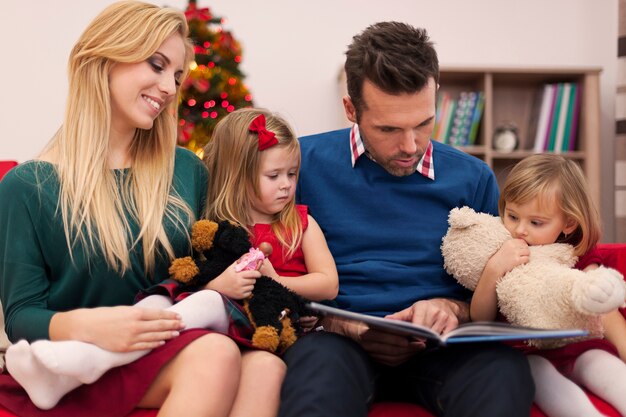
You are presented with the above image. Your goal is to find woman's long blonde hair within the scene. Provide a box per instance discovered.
[42,1,195,275]
[204,108,303,257]
[498,154,600,256]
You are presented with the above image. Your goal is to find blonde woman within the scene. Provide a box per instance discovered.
[0,2,283,417]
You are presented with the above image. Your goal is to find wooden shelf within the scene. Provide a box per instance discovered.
[438,66,601,209]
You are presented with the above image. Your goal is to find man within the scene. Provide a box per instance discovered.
[279,22,534,417]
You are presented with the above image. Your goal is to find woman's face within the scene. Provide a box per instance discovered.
[108,33,185,139]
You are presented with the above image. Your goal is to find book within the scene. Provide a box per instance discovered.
[441,98,457,144]
[433,93,452,143]
[561,83,578,152]
[553,83,572,154]
[448,91,477,146]
[307,302,589,347]
[432,93,446,141]
[546,83,565,151]
[567,83,581,151]
[467,92,485,145]
[533,84,555,153]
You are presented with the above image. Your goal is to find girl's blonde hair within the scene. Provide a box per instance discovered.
[204,108,303,257]
[42,1,195,275]
[498,154,600,256]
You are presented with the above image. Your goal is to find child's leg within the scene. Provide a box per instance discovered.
[228,350,286,417]
[167,289,228,333]
[6,340,83,410]
[30,294,175,383]
[571,349,626,415]
[527,355,603,417]
[33,290,228,382]
[4,295,175,409]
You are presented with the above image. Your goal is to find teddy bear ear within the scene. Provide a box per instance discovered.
[216,222,252,255]
[191,220,219,252]
[448,206,478,229]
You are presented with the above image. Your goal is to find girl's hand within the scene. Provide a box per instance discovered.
[258,258,279,280]
[471,239,529,322]
[487,238,530,279]
[205,261,261,299]
[51,306,185,352]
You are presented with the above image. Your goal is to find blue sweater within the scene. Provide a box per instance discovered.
[297,128,499,316]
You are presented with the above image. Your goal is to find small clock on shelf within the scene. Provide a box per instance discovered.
[493,123,519,153]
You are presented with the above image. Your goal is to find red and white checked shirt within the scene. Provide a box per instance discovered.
[349,124,435,180]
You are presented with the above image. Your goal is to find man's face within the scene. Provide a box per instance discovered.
[343,78,437,177]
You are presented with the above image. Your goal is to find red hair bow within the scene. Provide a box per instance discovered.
[249,114,278,151]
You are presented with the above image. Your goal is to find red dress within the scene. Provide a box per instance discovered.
[0,206,310,416]
[251,204,309,278]
[518,247,619,376]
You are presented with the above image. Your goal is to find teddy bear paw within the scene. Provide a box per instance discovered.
[252,326,280,352]
[571,267,626,315]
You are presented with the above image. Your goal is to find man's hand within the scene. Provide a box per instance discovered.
[386,298,469,335]
[322,316,425,366]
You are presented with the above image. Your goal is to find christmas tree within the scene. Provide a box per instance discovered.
[178,0,254,153]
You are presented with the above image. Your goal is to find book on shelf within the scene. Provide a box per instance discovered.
[546,83,565,151]
[534,84,558,152]
[553,83,572,154]
[433,92,449,142]
[307,302,588,347]
[441,98,457,144]
[563,83,581,152]
[449,92,477,146]
[530,85,550,152]
[468,92,484,145]
[433,91,484,147]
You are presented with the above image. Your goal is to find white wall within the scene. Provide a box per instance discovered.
[0,0,618,238]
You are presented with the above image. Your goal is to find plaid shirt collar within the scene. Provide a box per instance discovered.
[349,124,435,180]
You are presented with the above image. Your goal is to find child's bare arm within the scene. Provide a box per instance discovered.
[470,239,529,321]
[261,215,338,301]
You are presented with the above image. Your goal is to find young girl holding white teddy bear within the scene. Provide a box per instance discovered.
[471,154,626,417]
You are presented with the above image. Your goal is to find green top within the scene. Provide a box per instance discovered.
[0,147,208,342]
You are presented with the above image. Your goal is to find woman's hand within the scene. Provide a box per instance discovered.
[50,306,185,352]
[205,261,261,299]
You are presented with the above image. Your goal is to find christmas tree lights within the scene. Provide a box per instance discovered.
[178,0,253,154]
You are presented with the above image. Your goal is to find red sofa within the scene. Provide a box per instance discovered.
[0,161,17,181]
[0,224,623,416]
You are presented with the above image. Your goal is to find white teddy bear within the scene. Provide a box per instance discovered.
[441,206,626,348]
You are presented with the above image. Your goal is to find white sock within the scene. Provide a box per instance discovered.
[167,289,229,333]
[32,290,228,384]
[6,340,82,410]
[527,355,604,417]
[571,349,626,415]
[135,294,175,310]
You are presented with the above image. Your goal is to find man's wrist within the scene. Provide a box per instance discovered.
[442,298,470,324]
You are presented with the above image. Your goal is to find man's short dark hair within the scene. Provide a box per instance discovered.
[345,22,439,120]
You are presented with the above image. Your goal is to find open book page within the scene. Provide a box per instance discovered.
[307,302,589,346]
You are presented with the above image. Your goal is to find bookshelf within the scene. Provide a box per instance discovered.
[437,67,601,208]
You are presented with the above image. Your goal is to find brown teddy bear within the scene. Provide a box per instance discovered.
[441,206,626,348]
[168,219,309,353]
